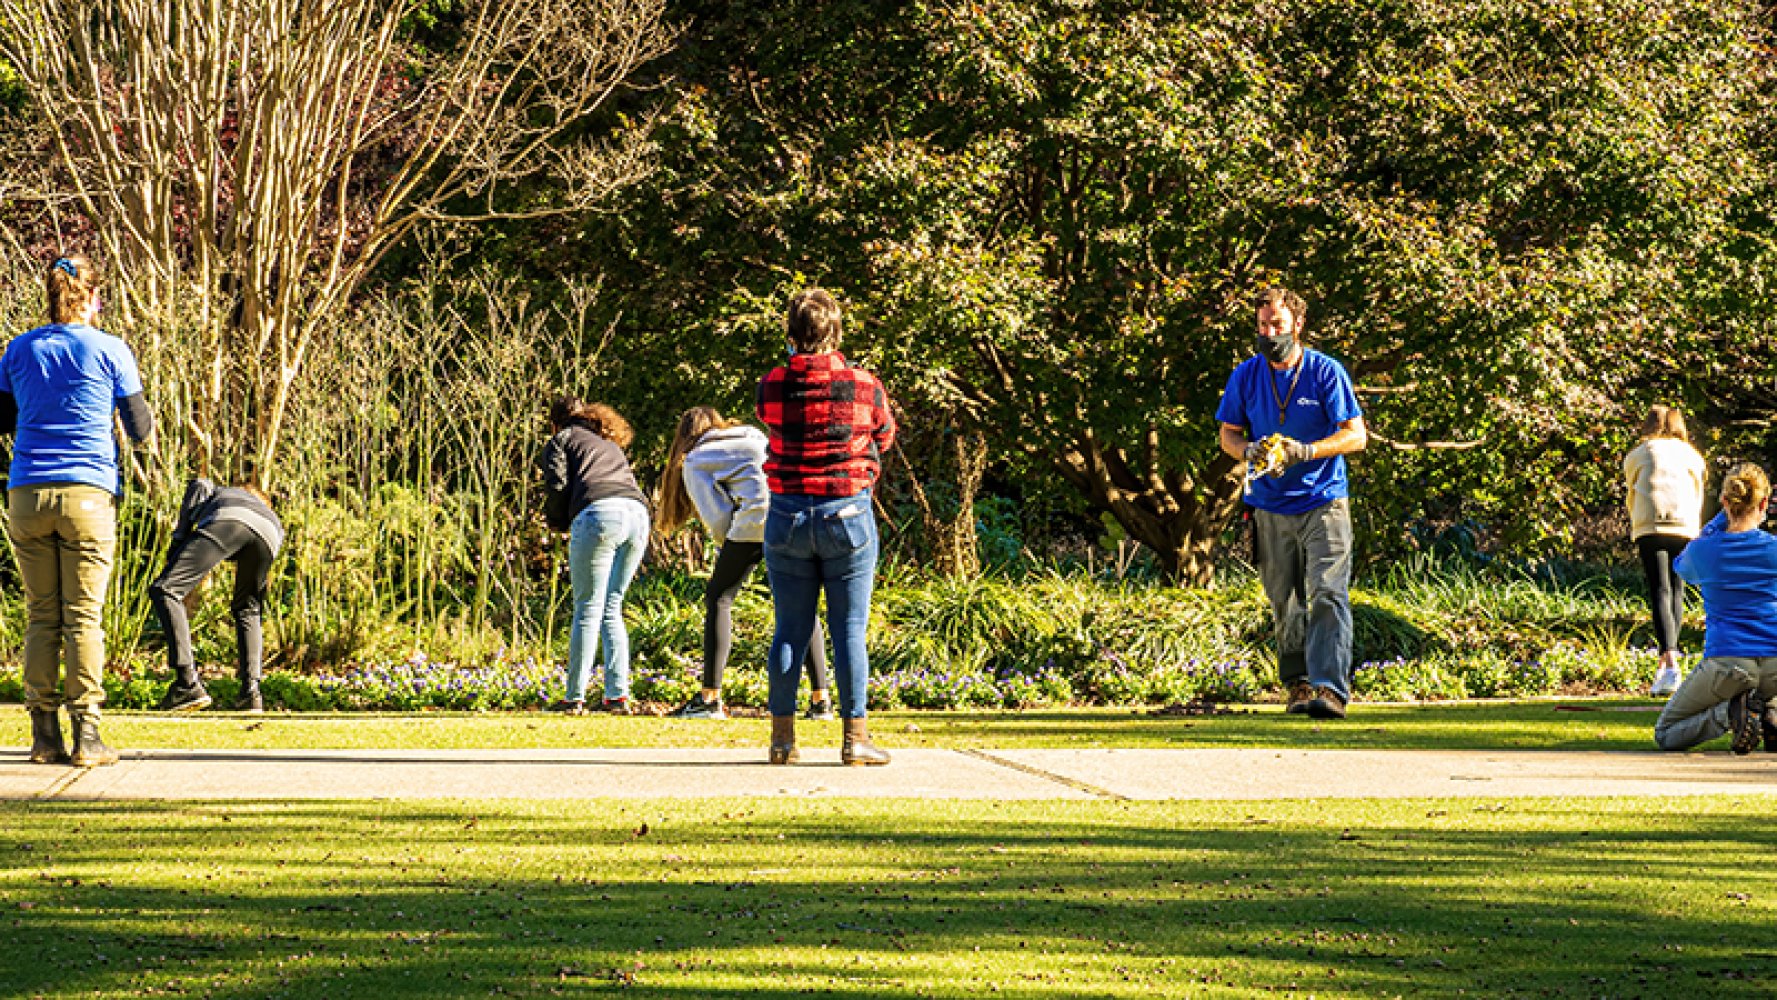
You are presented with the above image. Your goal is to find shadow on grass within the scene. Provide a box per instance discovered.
[2,799,1775,998]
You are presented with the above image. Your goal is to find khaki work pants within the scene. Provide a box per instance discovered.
[1654,655,1777,750]
[9,484,117,717]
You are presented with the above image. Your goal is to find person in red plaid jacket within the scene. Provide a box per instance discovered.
[755,289,896,766]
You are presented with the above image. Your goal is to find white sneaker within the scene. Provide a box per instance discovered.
[1650,665,1683,697]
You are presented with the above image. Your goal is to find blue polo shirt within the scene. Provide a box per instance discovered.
[1215,348,1362,515]
[0,323,144,494]
[1676,516,1777,658]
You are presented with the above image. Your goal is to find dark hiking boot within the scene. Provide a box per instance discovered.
[1763,705,1777,753]
[1306,686,1348,720]
[1284,681,1315,715]
[237,666,264,713]
[769,715,799,765]
[803,697,836,722]
[157,678,212,713]
[28,707,69,765]
[668,694,725,719]
[602,697,633,716]
[841,718,891,766]
[548,699,586,716]
[69,713,120,768]
[1729,690,1765,756]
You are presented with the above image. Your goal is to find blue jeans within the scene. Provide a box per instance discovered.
[764,490,877,718]
[567,498,650,702]
[1256,498,1354,701]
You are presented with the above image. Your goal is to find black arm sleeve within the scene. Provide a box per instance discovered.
[539,436,571,532]
[117,392,155,442]
[0,391,15,436]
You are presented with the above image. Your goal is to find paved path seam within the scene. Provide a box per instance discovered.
[36,766,88,800]
[957,748,1127,800]
[6,747,1777,801]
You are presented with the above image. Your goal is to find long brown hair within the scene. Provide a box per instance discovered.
[549,396,634,449]
[47,256,99,325]
[1638,405,1689,443]
[655,406,740,534]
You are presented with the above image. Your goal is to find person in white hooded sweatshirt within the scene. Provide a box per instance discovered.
[656,406,833,719]
[1623,405,1707,697]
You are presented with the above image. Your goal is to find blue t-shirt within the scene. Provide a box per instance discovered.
[0,323,145,494]
[1215,348,1363,515]
[1674,524,1777,658]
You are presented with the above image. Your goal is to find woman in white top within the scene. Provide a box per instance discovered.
[1623,405,1707,696]
[655,406,832,719]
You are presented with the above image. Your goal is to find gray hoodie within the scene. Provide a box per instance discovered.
[683,425,770,543]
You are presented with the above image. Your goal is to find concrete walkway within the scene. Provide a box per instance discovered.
[5,746,1777,801]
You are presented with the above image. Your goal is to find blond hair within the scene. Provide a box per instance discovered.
[47,256,99,325]
[655,406,740,535]
[1638,405,1689,443]
[1720,463,1770,520]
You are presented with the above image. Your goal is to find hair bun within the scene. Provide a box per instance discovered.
[1721,462,1771,517]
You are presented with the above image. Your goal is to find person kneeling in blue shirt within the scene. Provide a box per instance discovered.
[1217,287,1368,719]
[1656,463,1777,754]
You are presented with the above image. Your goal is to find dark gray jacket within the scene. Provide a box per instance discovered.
[174,478,284,553]
[538,422,647,531]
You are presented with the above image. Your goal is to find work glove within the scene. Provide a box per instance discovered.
[1271,437,1315,474]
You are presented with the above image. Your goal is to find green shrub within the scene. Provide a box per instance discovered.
[1352,657,1470,702]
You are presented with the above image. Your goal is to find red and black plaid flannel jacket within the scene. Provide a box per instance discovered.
[756,352,897,497]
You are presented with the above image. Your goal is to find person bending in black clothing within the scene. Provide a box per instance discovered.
[153,479,285,713]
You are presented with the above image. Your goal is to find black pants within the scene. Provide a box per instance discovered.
[705,539,829,693]
[1637,533,1689,654]
[151,519,275,681]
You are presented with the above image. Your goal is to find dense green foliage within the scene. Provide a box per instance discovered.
[568,0,1777,577]
[5,798,1776,997]
[2,1,1775,672]
[0,555,1673,710]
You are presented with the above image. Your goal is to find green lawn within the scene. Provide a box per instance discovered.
[2,796,1773,998]
[1,699,1676,752]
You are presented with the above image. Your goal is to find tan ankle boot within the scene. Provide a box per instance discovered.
[841,718,890,766]
[769,715,798,765]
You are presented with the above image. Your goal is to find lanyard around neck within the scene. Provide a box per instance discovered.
[1268,358,1304,423]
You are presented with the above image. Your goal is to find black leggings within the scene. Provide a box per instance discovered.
[704,540,829,693]
[150,518,275,680]
[1637,533,1689,654]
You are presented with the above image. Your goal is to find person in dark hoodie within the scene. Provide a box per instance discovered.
[539,397,650,714]
[151,478,285,713]
[655,405,834,720]
[3,256,154,768]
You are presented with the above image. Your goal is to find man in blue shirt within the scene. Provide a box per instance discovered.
[1216,288,1367,718]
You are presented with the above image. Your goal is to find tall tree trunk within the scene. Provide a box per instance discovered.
[1052,428,1244,587]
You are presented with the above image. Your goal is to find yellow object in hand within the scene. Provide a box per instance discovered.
[1244,434,1290,495]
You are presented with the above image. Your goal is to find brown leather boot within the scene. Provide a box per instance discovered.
[1284,680,1315,715]
[69,712,120,768]
[769,715,799,765]
[29,707,69,765]
[1306,685,1348,720]
[841,718,890,766]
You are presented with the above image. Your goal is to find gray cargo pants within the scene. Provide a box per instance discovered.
[1654,656,1777,750]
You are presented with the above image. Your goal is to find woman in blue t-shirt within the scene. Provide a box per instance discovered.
[3,256,154,769]
[1656,463,1777,753]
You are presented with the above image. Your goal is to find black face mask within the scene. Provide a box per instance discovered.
[1256,332,1295,364]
